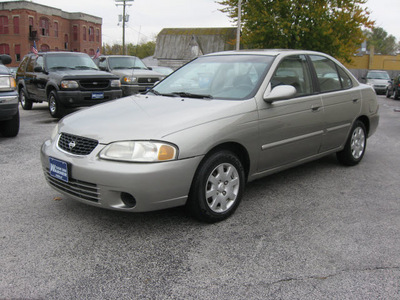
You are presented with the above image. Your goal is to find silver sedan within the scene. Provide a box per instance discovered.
[41,50,379,222]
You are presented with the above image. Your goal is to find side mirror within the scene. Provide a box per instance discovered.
[264,85,297,103]
[0,54,12,65]
[34,66,44,72]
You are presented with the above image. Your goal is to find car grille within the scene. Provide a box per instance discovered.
[58,133,98,155]
[44,169,100,202]
[138,77,159,84]
[79,79,110,90]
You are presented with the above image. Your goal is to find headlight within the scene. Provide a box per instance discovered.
[122,76,137,84]
[0,75,16,91]
[99,141,178,162]
[61,80,79,89]
[111,79,121,88]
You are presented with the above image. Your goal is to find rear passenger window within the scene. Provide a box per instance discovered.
[337,66,353,89]
[271,55,313,97]
[310,55,342,92]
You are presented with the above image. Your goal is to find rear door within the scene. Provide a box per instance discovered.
[309,55,361,152]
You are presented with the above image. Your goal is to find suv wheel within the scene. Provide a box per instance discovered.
[19,89,32,110]
[48,91,65,118]
[0,109,19,137]
[394,89,399,100]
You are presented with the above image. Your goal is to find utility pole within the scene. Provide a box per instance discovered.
[115,0,134,55]
[236,0,242,50]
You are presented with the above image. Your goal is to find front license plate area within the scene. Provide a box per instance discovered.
[92,92,104,99]
[49,157,69,183]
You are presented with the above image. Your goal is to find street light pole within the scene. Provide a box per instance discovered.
[236,0,242,50]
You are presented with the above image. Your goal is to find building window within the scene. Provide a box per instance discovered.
[54,22,58,37]
[96,29,100,42]
[13,16,19,34]
[40,17,49,36]
[73,25,78,41]
[15,44,21,62]
[83,26,86,41]
[0,16,9,34]
[89,26,94,41]
[64,34,68,50]
[0,44,10,55]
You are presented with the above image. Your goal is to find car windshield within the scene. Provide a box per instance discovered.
[108,57,148,70]
[150,54,274,100]
[367,71,390,80]
[46,54,99,70]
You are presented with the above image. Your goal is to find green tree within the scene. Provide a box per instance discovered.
[218,0,374,62]
[102,41,156,58]
[366,27,398,55]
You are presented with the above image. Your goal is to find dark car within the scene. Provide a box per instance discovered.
[94,55,164,96]
[386,74,400,100]
[16,52,122,118]
[0,54,19,137]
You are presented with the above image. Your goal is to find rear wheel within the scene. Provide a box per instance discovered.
[186,151,245,223]
[48,91,65,118]
[336,120,367,166]
[0,109,19,137]
[19,88,32,110]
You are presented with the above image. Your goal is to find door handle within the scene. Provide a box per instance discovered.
[311,105,321,111]
[352,98,360,103]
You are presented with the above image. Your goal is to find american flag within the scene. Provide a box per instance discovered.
[32,41,38,56]
[93,47,100,59]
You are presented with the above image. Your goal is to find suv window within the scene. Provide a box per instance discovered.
[26,56,37,72]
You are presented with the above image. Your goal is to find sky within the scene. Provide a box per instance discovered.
[21,0,400,45]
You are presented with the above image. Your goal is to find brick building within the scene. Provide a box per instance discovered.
[0,1,102,67]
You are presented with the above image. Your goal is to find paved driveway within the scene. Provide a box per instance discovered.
[1,96,399,299]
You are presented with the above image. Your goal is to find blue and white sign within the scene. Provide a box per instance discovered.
[49,157,69,183]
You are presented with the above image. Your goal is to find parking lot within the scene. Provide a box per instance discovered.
[1,95,400,299]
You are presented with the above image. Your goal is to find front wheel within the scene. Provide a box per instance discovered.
[48,91,65,118]
[336,120,367,166]
[394,89,399,100]
[186,151,245,223]
[19,88,32,110]
[386,88,391,98]
[0,109,19,137]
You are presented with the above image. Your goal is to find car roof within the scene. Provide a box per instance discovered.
[204,49,331,57]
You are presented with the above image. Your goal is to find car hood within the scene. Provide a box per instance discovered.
[58,94,255,144]
[53,69,118,79]
[111,69,163,78]
[367,78,390,85]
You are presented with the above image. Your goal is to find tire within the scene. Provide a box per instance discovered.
[394,89,399,100]
[0,109,19,137]
[19,88,32,110]
[386,88,391,98]
[186,151,245,223]
[48,90,65,118]
[336,120,367,166]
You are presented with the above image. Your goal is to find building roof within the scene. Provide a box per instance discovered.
[154,27,237,60]
[0,0,102,24]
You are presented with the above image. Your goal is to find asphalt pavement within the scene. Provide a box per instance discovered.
[1,96,400,299]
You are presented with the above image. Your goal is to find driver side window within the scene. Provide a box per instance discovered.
[271,55,313,97]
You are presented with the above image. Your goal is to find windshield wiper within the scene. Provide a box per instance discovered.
[170,92,213,99]
[74,66,97,70]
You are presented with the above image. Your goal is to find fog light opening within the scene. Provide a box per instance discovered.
[120,192,136,208]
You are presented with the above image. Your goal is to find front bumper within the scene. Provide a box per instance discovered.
[121,84,154,96]
[40,138,203,212]
[0,92,18,121]
[57,90,123,107]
